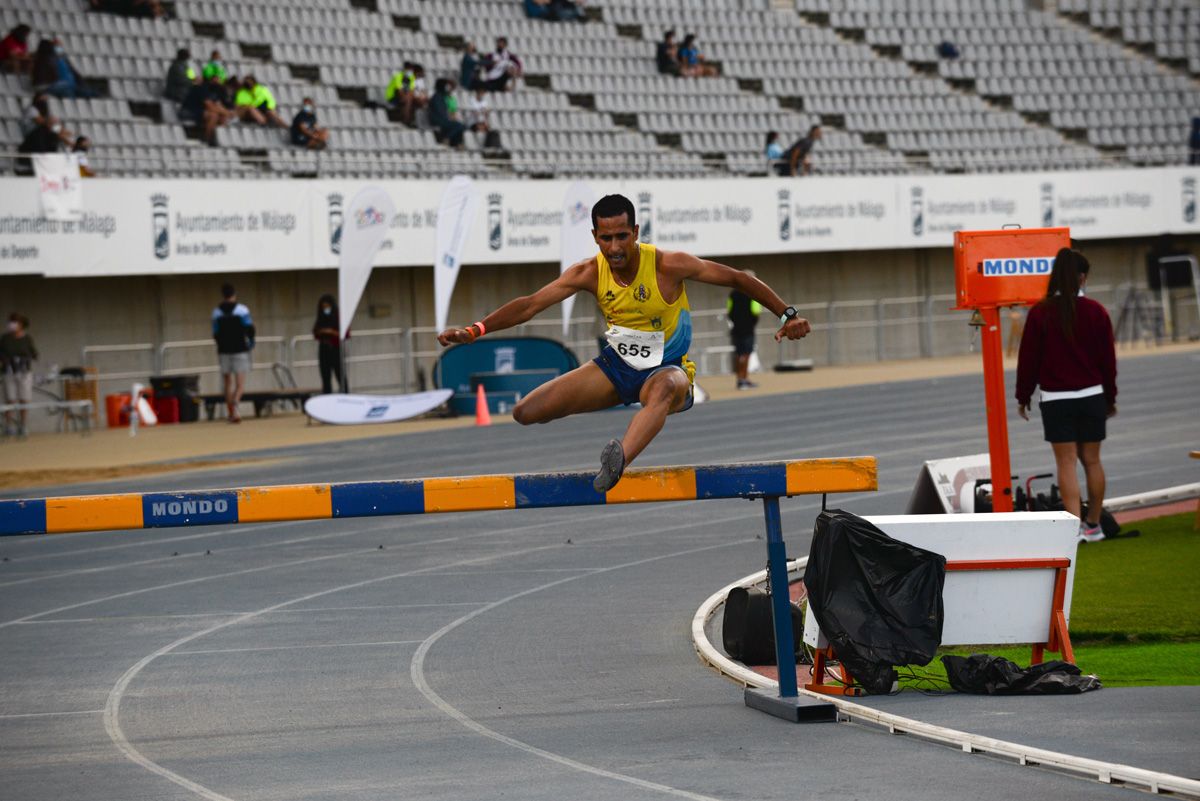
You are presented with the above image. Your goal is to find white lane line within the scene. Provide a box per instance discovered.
[0,709,105,719]
[0,516,413,588]
[411,537,753,801]
[102,510,758,801]
[13,603,489,625]
[0,503,651,630]
[102,537,607,801]
[170,640,425,656]
[0,520,303,563]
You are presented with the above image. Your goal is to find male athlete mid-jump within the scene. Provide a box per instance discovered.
[437,194,811,491]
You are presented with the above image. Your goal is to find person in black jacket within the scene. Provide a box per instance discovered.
[312,294,347,394]
[211,283,255,422]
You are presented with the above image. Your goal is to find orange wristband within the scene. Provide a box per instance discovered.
[473,320,487,336]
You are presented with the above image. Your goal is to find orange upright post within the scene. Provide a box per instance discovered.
[953,227,1071,513]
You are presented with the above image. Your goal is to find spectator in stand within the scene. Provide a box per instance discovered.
[0,24,32,75]
[655,29,680,76]
[222,75,265,125]
[677,34,718,78]
[202,50,227,83]
[460,42,480,90]
[524,0,585,22]
[32,38,98,98]
[20,94,61,139]
[1190,116,1200,166]
[429,78,466,148]
[18,102,70,167]
[765,131,786,176]
[73,136,95,176]
[465,85,503,151]
[1,313,38,438]
[936,40,960,59]
[180,74,238,145]
[164,47,197,102]
[212,283,255,424]
[236,75,286,128]
[465,86,490,135]
[782,124,821,176]
[291,97,329,150]
[481,37,523,92]
[312,294,347,394]
[386,62,427,126]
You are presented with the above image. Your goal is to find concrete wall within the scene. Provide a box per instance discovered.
[3,234,1197,431]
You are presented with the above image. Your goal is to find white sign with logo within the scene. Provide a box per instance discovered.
[1,168,1197,278]
[32,154,83,222]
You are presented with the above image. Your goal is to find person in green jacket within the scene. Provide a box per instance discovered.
[385,61,426,125]
[201,49,226,82]
[236,75,286,127]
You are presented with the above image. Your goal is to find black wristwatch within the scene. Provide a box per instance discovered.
[779,306,798,325]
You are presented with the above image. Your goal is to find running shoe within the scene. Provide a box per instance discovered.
[1078,521,1105,543]
[593,438,626,493]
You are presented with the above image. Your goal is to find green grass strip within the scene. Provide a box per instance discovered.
[895,512,1200,690]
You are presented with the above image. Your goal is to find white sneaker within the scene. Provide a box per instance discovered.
[1078,522,1105,543]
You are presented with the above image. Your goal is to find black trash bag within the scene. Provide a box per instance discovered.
[722,586,804,666]
[804,509,946,694]
[942,654,1102,695]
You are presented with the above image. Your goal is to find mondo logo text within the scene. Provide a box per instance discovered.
[981,257,1055,277]
[150,499,230,517]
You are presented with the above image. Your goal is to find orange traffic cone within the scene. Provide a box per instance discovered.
[474,383,492,427]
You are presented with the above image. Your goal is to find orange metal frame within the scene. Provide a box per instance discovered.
[952,227,1071,513]
[803,557,1074,696]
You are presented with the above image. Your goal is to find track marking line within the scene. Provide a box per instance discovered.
[0,709,105,719]
[101,511,758,801]
[171,640,425,656]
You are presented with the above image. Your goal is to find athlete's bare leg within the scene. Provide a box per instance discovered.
[1077,441,1105,525]
[1051,441,1081,519]
[622,367,691,465]
[512,361,621,425]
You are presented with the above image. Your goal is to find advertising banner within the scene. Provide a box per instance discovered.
[33,154,83,222]
[433,175,482,334]
[338,186,396,340]
[1,168,1195,279]
[559,181,596,337]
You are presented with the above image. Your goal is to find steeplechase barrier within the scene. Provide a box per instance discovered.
[0,456,876,720]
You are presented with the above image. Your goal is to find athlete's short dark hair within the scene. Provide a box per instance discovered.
[221,282,236,299]
[591,194,636,229]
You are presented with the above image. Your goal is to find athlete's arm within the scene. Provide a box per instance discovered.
[436,259,597,346]
[660,250,811,342]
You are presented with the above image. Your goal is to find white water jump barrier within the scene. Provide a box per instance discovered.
[694,512,1200,799]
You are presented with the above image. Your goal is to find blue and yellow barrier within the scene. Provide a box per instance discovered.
[0,457,876,536]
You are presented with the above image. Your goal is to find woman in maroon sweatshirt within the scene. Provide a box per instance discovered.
[1016,247,1117,542]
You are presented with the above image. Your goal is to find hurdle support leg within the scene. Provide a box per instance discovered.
[743,495,837,723]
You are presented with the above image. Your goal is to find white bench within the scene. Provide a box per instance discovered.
[0,400,94,436]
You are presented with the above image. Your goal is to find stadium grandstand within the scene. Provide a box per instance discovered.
[1,0,1197,178]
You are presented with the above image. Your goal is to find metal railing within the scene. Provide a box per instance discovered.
[73,285,1192,401]
[4,147,1191,181]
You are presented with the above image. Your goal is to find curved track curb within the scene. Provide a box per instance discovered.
[692,559,1200,799]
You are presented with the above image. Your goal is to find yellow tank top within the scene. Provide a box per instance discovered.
[596,242,694,379]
